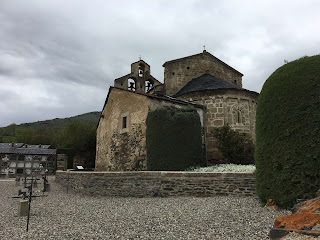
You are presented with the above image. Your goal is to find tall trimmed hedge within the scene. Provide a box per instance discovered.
[146,106,204,170]
[255,55,320,209]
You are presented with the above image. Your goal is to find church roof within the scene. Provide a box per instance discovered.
[163,50,243,76]
[173,74,241,97]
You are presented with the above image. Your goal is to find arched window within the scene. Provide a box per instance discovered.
[229,104,245,125]
[128,78,136,91]
[145,80,153,92]
[138,64,145,78]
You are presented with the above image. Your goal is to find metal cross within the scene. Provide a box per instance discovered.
[12,175,47,232]
[139,55,142,60]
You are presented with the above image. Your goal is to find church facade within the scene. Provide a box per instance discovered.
[95,50,259,171]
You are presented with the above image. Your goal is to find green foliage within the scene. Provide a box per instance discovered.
[54,121,96,168]
[212,126,255,165]
[146,106,204,170]
[2,123,17,137]
[255,55,320,209]
[0,112,100,144]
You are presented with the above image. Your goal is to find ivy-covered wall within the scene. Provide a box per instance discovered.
[146,106,204,170]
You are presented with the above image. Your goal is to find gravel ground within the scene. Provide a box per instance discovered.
[0,176,290,240]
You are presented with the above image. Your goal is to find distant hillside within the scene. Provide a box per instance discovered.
[20,111,100,129]
[0,111,101,144]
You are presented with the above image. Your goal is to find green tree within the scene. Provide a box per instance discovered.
[212,125,254,165]
[15,127,37,144]
[3,123,17,136]
[54,121,96,168]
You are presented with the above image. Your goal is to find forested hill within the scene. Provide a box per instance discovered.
[20,111,100,129]
[0,111,101,144]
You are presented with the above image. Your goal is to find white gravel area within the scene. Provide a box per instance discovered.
[0,176,290,240]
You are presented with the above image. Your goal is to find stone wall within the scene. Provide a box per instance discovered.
[56,154,68,171]
[96,88,149,171]
[164,51,243,96]
[55,170,256,197]
[178,89,259,163]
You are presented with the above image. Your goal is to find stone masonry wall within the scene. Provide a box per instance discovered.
[96,88,149,171]
[55,171,256,197]
[178,89,259,163]
[164,51,243,96]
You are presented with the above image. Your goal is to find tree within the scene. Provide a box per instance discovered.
[15,127,37,144]
[212,125,254,165]
[3,123,17,136]
[54,121,96,168]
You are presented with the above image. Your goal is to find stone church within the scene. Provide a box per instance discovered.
[95,50,259,171]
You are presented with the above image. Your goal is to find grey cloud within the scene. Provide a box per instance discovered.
[0,0,320,127]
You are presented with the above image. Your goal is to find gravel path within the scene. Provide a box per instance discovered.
[0,176,289,240]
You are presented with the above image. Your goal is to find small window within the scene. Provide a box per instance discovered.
[187,66,190,69]
[234,80,237,84]
[237,111,241,123]
[139,63,145,77]
[122,116,127,129]
[120,112,129,133]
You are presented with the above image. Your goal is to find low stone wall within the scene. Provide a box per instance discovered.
[55,171,256,197]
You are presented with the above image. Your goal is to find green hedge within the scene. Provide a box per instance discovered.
[255,55,320,209]
[146,106,204,170]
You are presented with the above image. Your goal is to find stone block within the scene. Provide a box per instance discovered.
[213,119,223,126]
[18,200,29,217]
[210,108,217,113]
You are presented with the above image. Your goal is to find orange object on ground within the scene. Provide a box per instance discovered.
[273,198,320,237]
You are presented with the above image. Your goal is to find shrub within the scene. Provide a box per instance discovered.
[146,106,204,170]
[255,55,320,209]
[212,125,255,165]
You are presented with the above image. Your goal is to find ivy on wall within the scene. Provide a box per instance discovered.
[146,106,204,170]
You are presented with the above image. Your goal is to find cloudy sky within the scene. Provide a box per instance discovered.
[0,0,319,127]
